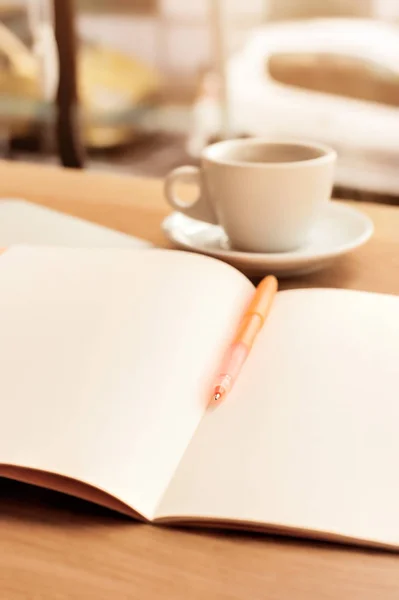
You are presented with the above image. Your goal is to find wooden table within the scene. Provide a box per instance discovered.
[0,160,399,599]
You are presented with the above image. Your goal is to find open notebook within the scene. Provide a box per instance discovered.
[0,246,398,549]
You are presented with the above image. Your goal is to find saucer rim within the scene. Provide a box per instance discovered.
[162,202,374,266]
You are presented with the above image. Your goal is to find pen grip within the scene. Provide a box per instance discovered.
[212,343,249,399]
[217,341,249,379]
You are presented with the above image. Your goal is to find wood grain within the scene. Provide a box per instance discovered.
[0,159,399,599]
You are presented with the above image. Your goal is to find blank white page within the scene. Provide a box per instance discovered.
[158,289,399,547]
[0,247,253,519]
[0,199,151,248]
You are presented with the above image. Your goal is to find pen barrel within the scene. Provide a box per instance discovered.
[246,275,278,321]
[233,314,262,347]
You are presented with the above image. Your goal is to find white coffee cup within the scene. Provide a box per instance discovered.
[164,138,336,253]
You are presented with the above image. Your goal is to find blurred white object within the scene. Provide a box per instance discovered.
[373,0,399,19]
[0,199,151,248]
[26,0,58,102]
[209,0,231,139]
[189,18,399,196]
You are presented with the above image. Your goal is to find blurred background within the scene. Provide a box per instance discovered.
[1,0,399,204]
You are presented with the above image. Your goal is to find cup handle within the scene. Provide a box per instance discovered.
[164,166,218,224]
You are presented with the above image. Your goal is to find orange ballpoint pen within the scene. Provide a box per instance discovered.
[211,275,278,405]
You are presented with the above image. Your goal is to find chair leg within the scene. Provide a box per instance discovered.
[53,0,85,168]
[0,127,12,160]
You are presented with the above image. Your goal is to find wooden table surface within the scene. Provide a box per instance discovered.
[0,160,399,599]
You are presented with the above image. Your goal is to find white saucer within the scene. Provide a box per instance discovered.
[162,202,374,277]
